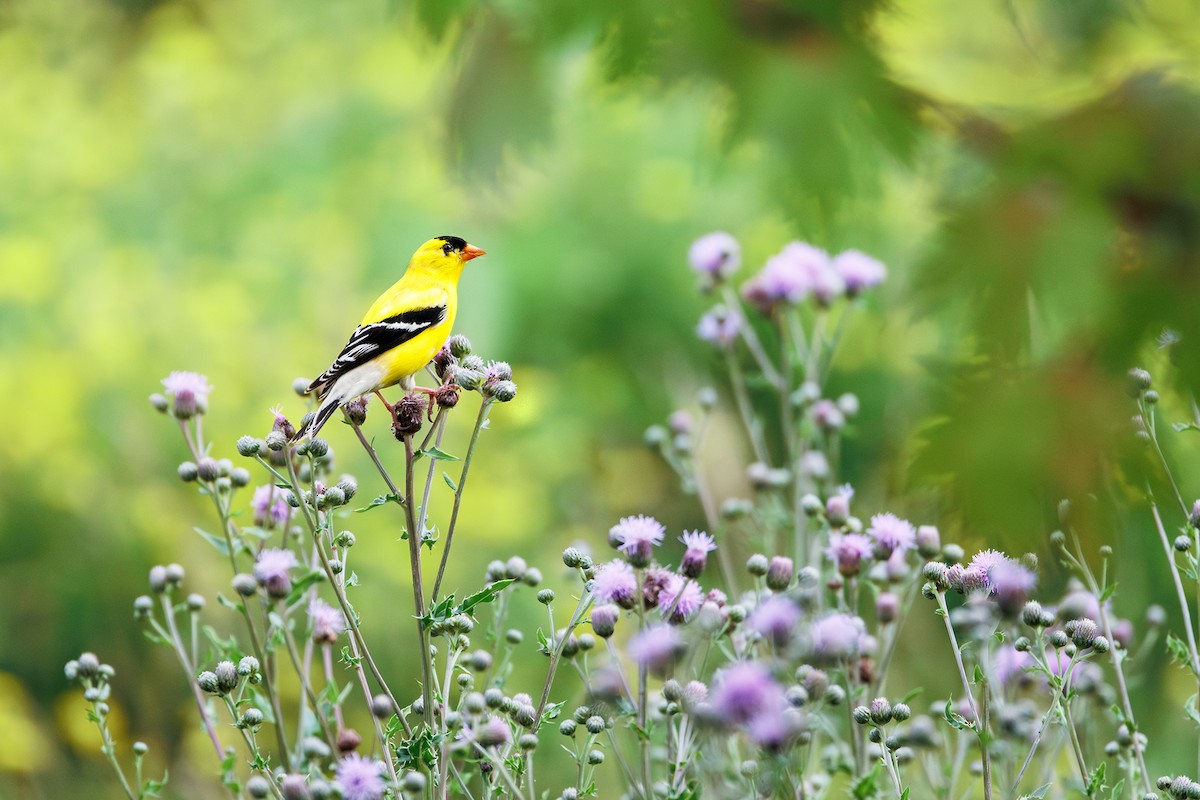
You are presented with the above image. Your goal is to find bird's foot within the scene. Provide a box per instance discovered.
[373,390,395,414]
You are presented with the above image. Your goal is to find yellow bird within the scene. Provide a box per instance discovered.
[298,235,486,439]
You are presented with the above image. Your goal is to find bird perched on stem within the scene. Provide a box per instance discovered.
[297,235,486,439]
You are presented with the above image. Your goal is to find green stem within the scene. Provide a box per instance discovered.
[433,398,493,601]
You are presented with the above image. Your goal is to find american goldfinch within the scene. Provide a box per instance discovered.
[298,235,486,439]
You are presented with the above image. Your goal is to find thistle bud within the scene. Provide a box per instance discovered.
[391,395,425,437]
[766,556,793,591]
[591,605,619,638]
[746,554,769,577]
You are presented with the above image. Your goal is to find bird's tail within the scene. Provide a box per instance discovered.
[295,394,342,441]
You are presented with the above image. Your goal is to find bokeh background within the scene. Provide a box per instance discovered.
[3,0,1200,796]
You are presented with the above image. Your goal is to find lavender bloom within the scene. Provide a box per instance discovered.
[867,513,916,558]
[627,623,682,672]
[473,716,513,748]
[992,645,1035,687]
[659,574,704,622]
[834,250,887,296]
[808,613,867,664]
[748,596,801,645]
[679,530,716,578]
[710,662,785,724]
[610,515,666,567]
[741,252,811,312]
[591,560,639,608]
[799,451,829,480]
[161,371,212,417]
[746,708,800,749]
[811,399,845,431]
[254,548,298,598]
[689,232,741,281]
[989,560,1037,616]
[779,241,842,305]
[250,485,290,529]
[335,753,386,800]
[697,306,744,347]
[309,598,344,644]
[827,532,873,577]
[590,604,620,638]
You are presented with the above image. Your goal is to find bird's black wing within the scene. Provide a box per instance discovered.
[306,305,446,398]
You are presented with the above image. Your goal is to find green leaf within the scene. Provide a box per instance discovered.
[1099,582,1117,603]
[943,699,974,732]
[1018,783,1051,800]
[284,569,326,606]
[443,472,458,492]
[251,691,277,724]
[457,579,516,616]
[973,664,984,685]
[354,494,400,513]
[194,527,230,555]
[900,789,909,800]
[416,446,460,462]
[1173,422,1200,433]
[1166,632,1195,671]
[851,763,882,799]
[1085,760,1105,795]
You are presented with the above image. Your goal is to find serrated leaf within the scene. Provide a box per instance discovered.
[1085,761,1105,795]
[284,570,326,606]
[851,763,882,799]
[194,527,230,555]
[354,494,400,513]
[416,446,460,462]
[1018,782,1051,799]
[943,699,974,732]
[457,579,516,616]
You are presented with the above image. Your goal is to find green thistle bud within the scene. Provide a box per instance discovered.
[265,431,287,451]
[149,393,169,413]
[178,462,199,482]
[236,436,261,457]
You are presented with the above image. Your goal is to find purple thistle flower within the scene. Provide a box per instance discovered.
[748,595,801,645]
[335,753,386,800]
[161,371,212,417]
[992,644,1035,687]
[640,567,674,609]
[827,532,874,577]
[697,306,744,347]
[834,250,887,296]
[809,612,867,664]
[610,515,665,567]
[254,548,298,598]
[741,252,811,312]
[746,708,799,749]
[659,574,705,622]
[710,662,785,725]
[679,530,716,578]
[989,560,1037,615]
[250,485,290,529]
[689,232,741,281]
[308,598,344,644]
[627,623,682,671]
[473,716,513,748]
[867,513,916,558]
[780,241,842,305]
[591,560,639,608]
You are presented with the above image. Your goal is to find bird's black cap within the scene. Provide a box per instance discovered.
[437,235,467,251]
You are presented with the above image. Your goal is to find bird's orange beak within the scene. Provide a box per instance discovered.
[462,244,486,262]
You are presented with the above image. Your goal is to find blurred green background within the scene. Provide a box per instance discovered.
[3,0,1200,795]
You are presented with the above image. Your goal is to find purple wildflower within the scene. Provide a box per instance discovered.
[992,644,1035,687]
[811,399,845,431]
[834,250,887,296]
[809,612,867,664]
[710,662,785,725]
[591,560,639,608]
[779,242,842,305]
[473,716,513,748]
[253,548,298,598]
[697,306,744,347]
[689,232,741,281]
[741,252,811,312]
[679,530,716,578]
[659,574,705,622]
[746,708,799,749]
[610,515,665,567]
[627,623,682,671]
[335,753,386,800]
[990,560,1037,615]
[250,485,290,529]
[827,532,874,577]
[590,604,620,638]
[309,598,344,644]
[748,596,801,645]
[867,513,916,558]
[161,371,212,417]
[640,567,674,609]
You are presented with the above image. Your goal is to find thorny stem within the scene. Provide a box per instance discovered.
[934,592,992,800]
[157,594,225,759]
[402,434,435,733]
[433,398,493,601]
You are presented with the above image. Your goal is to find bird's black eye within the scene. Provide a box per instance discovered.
[442,243,452,255]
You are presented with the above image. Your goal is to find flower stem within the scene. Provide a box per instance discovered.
[433,398,493,601]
